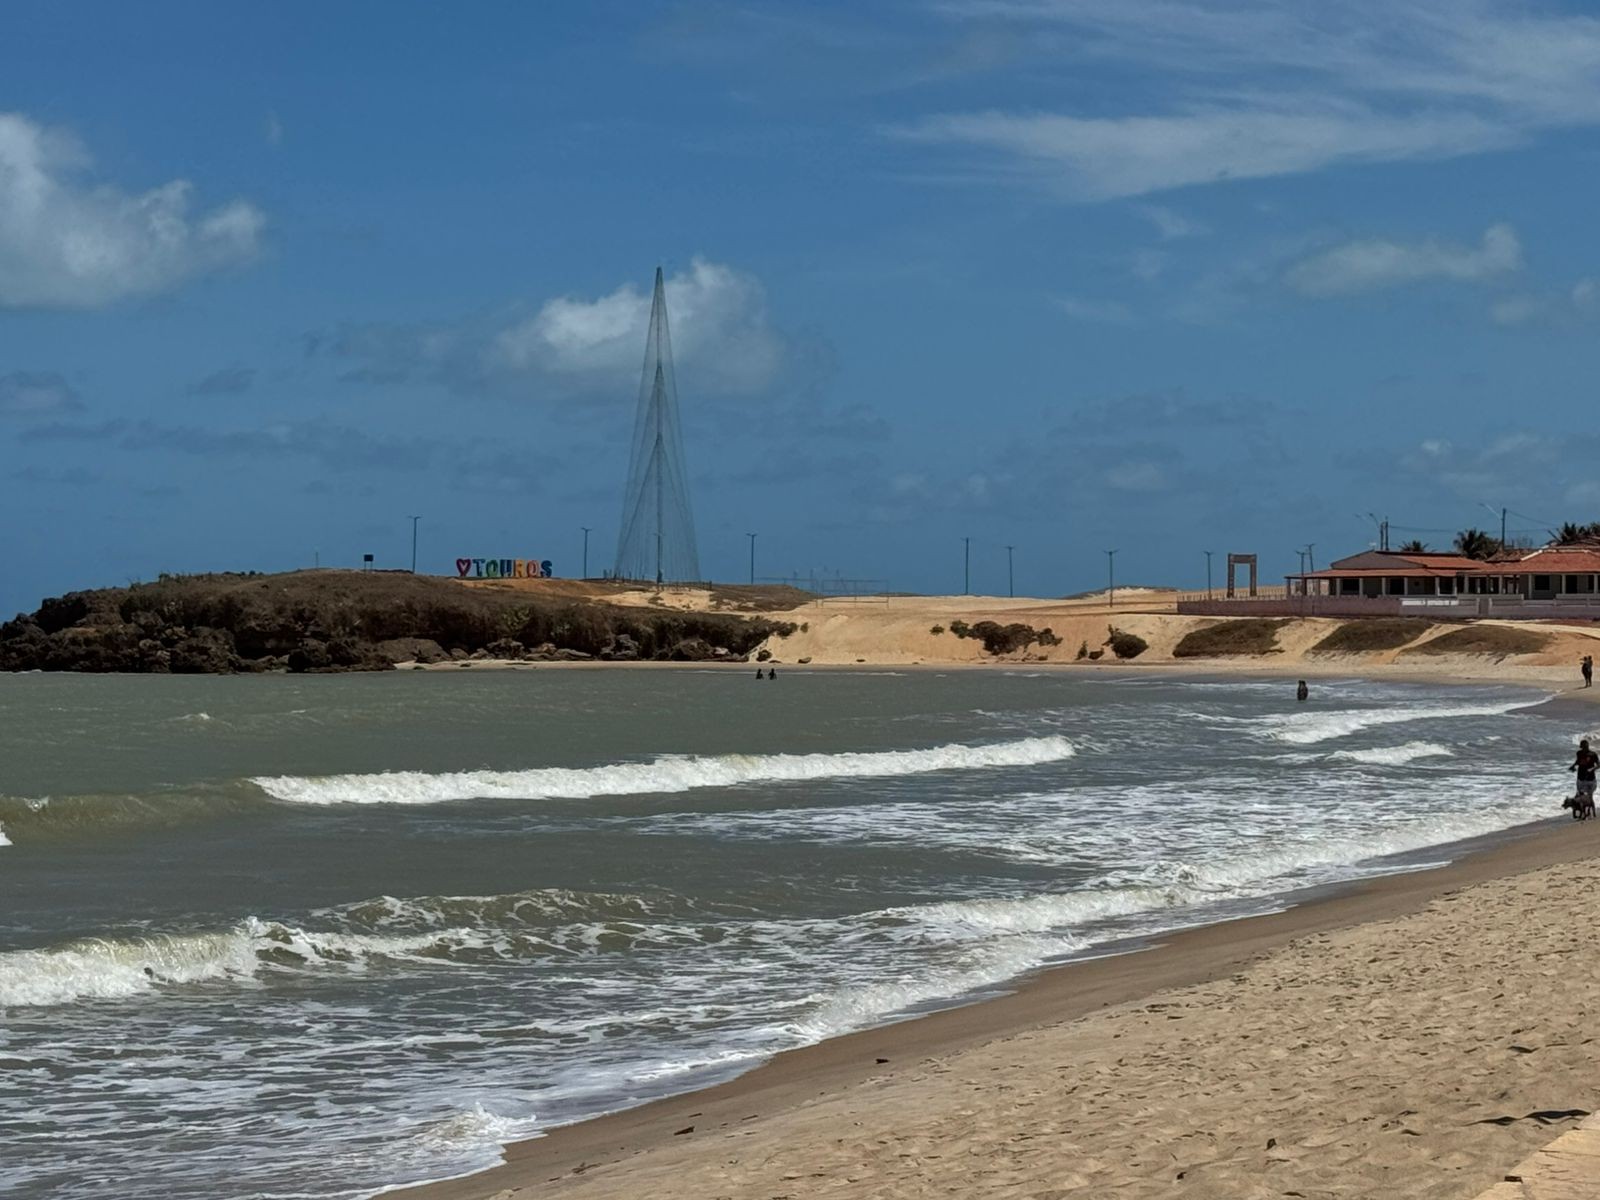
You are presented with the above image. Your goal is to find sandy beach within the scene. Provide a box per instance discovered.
[391,812,1600,1200]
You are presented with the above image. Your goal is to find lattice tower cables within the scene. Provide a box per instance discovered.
[614,267,701,582]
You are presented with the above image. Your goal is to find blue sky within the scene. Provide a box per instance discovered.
[5,0,1600,614]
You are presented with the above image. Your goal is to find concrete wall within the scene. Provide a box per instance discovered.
[1176,596,1600,620]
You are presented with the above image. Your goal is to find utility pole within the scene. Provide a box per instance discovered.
[1106,549,1118,609]
[1204,550,1214,600]
[581,526,592,579]
[963,537,971,595]
[747,532,757,586]
[408,515,421,574]
[1305,543,1315,573]
[1005,544,1015,598]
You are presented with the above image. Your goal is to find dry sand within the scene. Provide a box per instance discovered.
[390,820,1600,1200]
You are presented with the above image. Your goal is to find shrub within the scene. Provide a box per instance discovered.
[1105,627,1148,659]
[1402,625,1551,659]
[1309,619,1432,655]
[1172,619,1289,658]
[1037,628,1062,647]
[930,624,945,635]
[1076,640,1088,660]
[949,619,971,638]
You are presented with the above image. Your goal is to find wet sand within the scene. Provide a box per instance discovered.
[388,811,1600,1200]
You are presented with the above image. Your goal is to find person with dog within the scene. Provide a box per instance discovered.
[1567,739,1599,819]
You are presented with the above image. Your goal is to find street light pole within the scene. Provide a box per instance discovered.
[581,527,592,579]
[963,537,971,595]
[408,516,421,574]
[1204,550,1214,600]
[1106,549,1118,609]
[1005,544,1015,598]
[747,532,757,585]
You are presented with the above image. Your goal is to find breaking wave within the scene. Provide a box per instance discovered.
[251,737,1077,806]
[0,888,699,1008]
[1258,698,1542,745]
[1328,741,1453,766]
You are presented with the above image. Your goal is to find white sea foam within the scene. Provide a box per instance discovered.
[1328,741,1454,766]
[1258,698,1542,745]
[0,919,472,1008]
[0,823,10,847]
[251,736,1077,806]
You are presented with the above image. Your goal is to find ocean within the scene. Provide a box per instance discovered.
[0,668,1577,1199]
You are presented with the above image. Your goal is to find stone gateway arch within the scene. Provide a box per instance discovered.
[614,267,701,584]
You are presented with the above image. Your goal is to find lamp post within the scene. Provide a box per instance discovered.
[581,526,592,579]
[407,516,421,574]
[1106,548,1118,609]
[1204,549,1213,600]
[963,537,971,595]
[1005,544,1015,598]
[747,532,757,586]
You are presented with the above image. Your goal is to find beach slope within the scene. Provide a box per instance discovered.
[391,826,1600,1200]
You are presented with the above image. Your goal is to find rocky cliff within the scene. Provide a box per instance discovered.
[0,571,795,674]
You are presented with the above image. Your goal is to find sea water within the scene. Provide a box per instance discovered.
[0,669,1578,1198]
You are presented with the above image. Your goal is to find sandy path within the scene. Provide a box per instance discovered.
[469,850,1600,1200]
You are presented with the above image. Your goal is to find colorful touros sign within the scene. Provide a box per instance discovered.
[455,557,554,579]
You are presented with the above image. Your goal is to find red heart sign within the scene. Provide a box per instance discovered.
[456,558,473,576]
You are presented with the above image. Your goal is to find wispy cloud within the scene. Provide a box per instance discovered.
[1285,223,1521,297]
[894,1,1600,199]
[1053,294,1134,323]
[185,366,257,397]
[0,112,265,308]
[0,371,82,417]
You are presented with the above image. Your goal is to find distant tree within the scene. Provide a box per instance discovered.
[1554,521,1600,545]
[1454,528,1500,560]
[1397,539,1429,553]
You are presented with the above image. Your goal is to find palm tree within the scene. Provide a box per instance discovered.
[1554,521,1600,545]
[1397,539,1428,553]
[1454,528,1499,560]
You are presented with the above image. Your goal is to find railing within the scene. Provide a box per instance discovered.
[1175,585,1290,602]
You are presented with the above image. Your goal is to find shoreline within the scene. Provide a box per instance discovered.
[389,816,1599,1200]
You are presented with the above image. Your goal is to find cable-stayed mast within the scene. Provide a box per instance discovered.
[615,267,700,583]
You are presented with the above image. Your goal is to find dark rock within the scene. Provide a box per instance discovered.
[483,638,526,659]
[286,638,333,673]
[670,638,716,662]
[170,627,241,675]
[374,637,446,665]
[448,647,470,661]
[552,648,593,661]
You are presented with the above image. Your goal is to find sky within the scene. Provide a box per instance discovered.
[5,0,1600,615]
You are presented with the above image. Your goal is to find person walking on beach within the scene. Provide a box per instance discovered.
[1569,739,1598,818]
[1583,655,1593,688]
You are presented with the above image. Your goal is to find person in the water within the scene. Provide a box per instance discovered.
[755,667,764,679]
[1296,680,1309,702]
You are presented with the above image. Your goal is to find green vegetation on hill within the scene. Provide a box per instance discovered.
[1402,626,1551,659]
[1309,619,1433,655]
[1172,619,1289,658]
[948,620,1062,655]
[0,571,797,674]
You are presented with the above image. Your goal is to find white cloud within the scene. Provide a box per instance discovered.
[1104,460,1167,491]
[493,258,785,394]
[898,1,1600,199]
[265,111,284,147]
[1285,223,1521,297]
[0,113,265,309]
[1490,276,1600,326]
[1054,294,1134,323]
[1141,204,1205,239]
[0,371,82,417]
